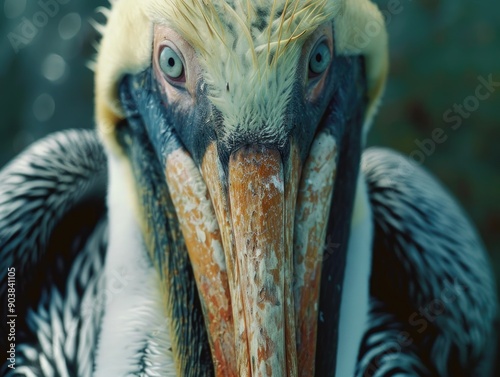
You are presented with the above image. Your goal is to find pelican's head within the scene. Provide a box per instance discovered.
[95,0,387,375]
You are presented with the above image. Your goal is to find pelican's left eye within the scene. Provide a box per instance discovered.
[160,47,184,81]
[309,42,331,76]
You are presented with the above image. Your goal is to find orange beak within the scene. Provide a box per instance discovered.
[165,131,338,376]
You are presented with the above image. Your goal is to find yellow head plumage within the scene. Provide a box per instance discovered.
[95,0,388,152]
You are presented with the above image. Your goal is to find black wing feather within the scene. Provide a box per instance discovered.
[357,148,497,377]
[0,130,108,376]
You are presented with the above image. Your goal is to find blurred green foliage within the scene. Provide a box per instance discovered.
[0,0,499,281]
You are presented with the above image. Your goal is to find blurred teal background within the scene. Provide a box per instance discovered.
[0,0,499,347]
[368,0,500,275]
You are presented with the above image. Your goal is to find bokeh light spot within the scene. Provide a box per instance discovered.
[33,93,55,122]
[4,0,26,19]
[42,54,67,82]
[58,13,82,40]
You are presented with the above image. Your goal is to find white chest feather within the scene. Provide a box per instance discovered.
[94,156,175,377]
[336,175,373,376]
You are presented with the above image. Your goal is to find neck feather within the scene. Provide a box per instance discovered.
[94,155,176,377]
[336,173,373,376]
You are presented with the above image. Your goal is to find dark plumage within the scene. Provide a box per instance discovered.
[0,130,107,377]
[359,148,497,376]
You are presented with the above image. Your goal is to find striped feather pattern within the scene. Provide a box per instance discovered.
[358,148,498,376]
[0,131,108,376]
[5,220,107,377]
[0,130,107,299]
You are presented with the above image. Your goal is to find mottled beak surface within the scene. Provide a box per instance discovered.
[202,143,299,376]
[164,129,338,376]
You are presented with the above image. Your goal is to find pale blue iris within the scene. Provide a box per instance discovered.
[309,42,331,75]
[160,47,184,79]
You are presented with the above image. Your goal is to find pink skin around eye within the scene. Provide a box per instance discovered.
[153,24,202,104]
[303,23,334,103]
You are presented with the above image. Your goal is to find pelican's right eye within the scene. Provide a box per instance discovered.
[309,41,331,78]
[159,47,185,82]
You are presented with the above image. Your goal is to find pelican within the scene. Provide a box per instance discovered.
[0,0,497,376]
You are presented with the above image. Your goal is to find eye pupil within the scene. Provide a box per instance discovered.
[168,57,175,67]
[309,41,331,77]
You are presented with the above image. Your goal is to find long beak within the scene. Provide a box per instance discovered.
[165,131,337,376]
[294,131,337,376]
[166,149,236,376]
[202,143,299,376]
[162,128,337,376]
